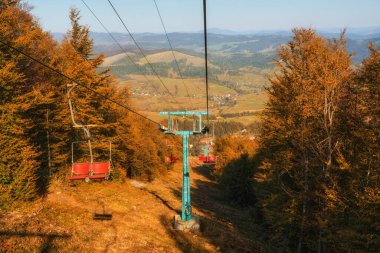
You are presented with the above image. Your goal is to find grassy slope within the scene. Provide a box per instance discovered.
[102,52,137,66]
[0,160,262,252]
[102,51,215,68]
[220,94,267,113]
[137,51,216,68]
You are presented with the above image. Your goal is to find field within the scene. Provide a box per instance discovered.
[0,160,262,252]
[105,50,271,126]
[119,75,267,124]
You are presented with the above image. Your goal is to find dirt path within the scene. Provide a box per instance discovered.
[0,158,261,252]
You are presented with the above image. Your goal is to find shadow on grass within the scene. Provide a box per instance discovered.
[168,165,262,253]
[91,200,118,252]
[142,189,181,213]
[159,215,208,253]
[192,165,216,181]
[0,230,71,252]
[103,223,118,253]
[93,199,113,221]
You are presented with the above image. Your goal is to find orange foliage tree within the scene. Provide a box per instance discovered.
[254,29,379,252]
[0,2,171,207]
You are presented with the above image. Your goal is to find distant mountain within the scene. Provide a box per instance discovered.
[52,29,380,64]
[204,26,380,38]
[203,28,242,35]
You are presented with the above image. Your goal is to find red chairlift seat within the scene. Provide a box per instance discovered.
[68,140,112,181]
[204,156,216,164]
[88,162,111,179]
[198,155,216,164]
[68,163,91,180]
[199,138,209,144]
[69,162,111,181]
[165,156,178,164]
[198,155,206,162]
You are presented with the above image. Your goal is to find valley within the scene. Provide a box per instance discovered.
[89,30,379,126]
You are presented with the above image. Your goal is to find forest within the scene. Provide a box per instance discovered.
[214,30,379,252]
[0,1,379,252]
[0,2,173,202]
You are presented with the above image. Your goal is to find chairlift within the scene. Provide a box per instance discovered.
[67,83,112,182]
[69,140,112,181]
[198,155,217,164]
[165,155,179,164]
[165,139,178,164]
[198,124,217,165]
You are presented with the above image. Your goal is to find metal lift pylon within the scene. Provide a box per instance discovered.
[160,111,209,231]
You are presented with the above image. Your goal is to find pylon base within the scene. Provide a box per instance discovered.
[173,215,200,232]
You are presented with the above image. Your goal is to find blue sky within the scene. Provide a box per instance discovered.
[26,0,380,33]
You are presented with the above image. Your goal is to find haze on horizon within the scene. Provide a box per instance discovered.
[27,0,380,34]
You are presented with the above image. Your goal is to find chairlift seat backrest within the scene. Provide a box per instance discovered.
[73,163,91,175]
[92,162,110,174]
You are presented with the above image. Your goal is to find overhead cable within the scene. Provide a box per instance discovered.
[152,0,190,98]
[0,39,161,126]
[80,0,160,94]
[203,0,210,124]
[107,0,176,99]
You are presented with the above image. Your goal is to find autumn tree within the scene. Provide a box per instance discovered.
[256,29,353,252]
[0,0,57,202]
[332,42,380,251]
[52,8,170,180]
[0,3,171,208]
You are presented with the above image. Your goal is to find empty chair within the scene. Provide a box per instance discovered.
[89,162,111,179]
[69,163,91,180]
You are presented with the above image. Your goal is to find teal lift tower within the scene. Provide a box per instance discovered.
[159,111,209,231]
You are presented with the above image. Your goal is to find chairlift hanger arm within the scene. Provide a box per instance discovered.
[67,83,81,128]
[160,111,210,134]
[160,111,209,116]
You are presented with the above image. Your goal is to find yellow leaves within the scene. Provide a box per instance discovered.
[357,187,380,205]
[336,149,350,170]
[0,62,25,100]
[254,160,272,183]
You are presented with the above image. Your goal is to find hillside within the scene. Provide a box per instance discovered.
[99,48,269,125]
[92,29,380,126]
[94,30,380,126]
[78,31,380,64]
[102,52,137,66]
[0,160,262,252]
[102,50,216,68]
[138,51,215,68]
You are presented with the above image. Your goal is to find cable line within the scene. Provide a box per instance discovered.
[203,0,210,124]
[80,0,160,95]
[152,0,190,98]
[107,0,176,99]
[0,39,161,126]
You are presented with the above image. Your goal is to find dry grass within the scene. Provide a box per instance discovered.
[0,159,262,252]
[102,52,137,66]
